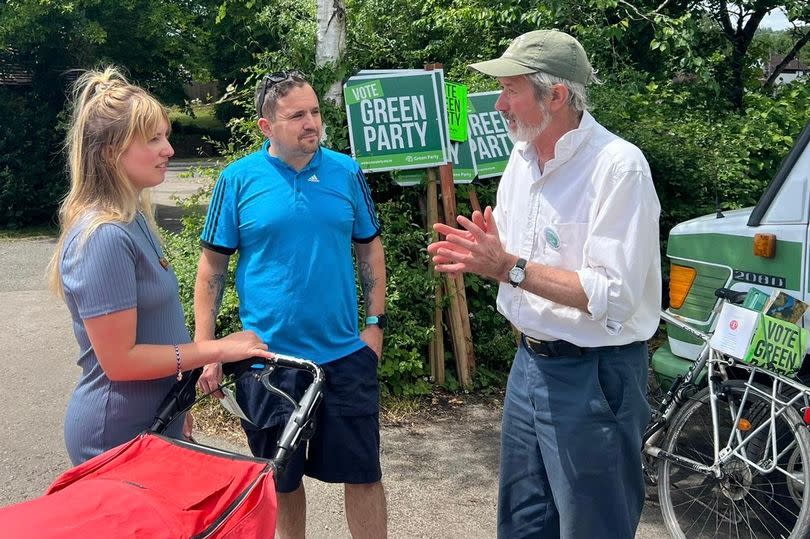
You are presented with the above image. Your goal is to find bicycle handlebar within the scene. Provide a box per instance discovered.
[713,287,748,304]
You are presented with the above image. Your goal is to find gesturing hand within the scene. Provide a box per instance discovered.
[427,206,513,281]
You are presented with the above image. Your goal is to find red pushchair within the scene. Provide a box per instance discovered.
[0,355,324,538]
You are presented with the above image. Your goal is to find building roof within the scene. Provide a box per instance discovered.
[768,54,809,74]
[0,51,32,86]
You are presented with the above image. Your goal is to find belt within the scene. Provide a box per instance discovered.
[521,334,584,357]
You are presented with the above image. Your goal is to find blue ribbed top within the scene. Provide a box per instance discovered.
[60,214,189,464]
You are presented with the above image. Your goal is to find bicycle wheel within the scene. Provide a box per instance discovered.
[657,380,810,538]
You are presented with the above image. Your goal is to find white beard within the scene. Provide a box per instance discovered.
[503,106,551,143]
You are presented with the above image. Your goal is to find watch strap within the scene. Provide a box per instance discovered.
[365,314,387,330]
[509,258,528,287]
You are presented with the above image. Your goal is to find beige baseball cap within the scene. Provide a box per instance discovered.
[469,30,593,85]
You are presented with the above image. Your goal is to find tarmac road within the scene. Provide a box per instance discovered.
[0,161,668,537]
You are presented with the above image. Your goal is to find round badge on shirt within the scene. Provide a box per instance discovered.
[544,226,561,250]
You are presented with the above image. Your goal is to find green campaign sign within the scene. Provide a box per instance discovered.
[744,315,808,376]
[449,132,476,184]
[344,71,450,173]
[390,135,476,186]
[445,82,468,143]
[467,91,513,178]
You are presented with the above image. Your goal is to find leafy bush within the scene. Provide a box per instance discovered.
[0,88,66,229]
[591,75,810,241]
[368,199,435,396]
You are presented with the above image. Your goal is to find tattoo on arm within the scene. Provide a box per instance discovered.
[359,260,377,307]
[208,273,226,319]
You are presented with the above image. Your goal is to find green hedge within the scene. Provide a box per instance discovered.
[0,88,66,229]
[591,77,810,240]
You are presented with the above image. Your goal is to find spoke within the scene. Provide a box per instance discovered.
[662,386,810,539]
[733,481,794,536]
[669,481,717,509]
[735,501,755,539]
[684,492,715,538]
[675,486,732,523]
[734,496,779,539]
[742,485,801,518]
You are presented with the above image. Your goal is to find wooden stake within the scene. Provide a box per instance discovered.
[426,168,444,384]
[433,287,445,385]
[437,162,476,387]
[425,61,474,387]
[469,185,482,214]
[454,273,475,375]
[442,271,467,384]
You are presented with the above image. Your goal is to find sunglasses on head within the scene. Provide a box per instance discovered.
[256,70,305,117]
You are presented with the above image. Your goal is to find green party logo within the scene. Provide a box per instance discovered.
[544,226,561,250]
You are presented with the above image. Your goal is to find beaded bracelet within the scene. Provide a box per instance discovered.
[173,344,183,381]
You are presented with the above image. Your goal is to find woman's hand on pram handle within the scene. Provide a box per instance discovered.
[218,330,274,364]
[197,331,273,399]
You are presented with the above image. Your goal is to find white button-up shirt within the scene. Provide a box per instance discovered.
[493,111,661,347]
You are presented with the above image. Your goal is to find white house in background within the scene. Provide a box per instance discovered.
[766,54,809,84]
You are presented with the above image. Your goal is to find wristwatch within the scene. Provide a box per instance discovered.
[508,258,527,288]
[365,314,387,330]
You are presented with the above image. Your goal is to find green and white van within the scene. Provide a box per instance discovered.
[652,122,810,388]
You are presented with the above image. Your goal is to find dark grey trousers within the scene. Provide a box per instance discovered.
[497,340,651,539]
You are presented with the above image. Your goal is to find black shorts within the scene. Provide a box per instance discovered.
[238,345,382,492]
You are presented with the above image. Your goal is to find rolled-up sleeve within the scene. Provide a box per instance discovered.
[576,167,660,335]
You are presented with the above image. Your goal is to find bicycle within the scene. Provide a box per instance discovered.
[644,288,810,538]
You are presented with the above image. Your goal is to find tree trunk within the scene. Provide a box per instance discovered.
[316,0,346,105]
[714,0,770,110]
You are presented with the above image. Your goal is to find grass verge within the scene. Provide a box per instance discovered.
[168,104,223,130]
[0,225,57,239]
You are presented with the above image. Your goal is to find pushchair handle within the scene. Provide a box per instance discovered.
[149,367,203,434]
[151,353,326,476]
[259,355,325,471]
[221,354,326,474]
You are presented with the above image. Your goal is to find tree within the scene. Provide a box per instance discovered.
[0,0,213,227]
[696,1,809,107]
[0,0,211,105]
[205,0,281,93]
[316,0,347,105]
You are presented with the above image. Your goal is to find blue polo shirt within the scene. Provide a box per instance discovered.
[200,141,380,364]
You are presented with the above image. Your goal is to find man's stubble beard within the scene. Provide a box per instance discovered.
[274,123,328,158]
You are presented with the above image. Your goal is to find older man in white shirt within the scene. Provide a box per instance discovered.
[428,30,661,539]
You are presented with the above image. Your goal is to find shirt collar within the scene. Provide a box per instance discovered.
[552,110,595,164]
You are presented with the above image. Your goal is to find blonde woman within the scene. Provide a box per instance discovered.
[48,67,271,465]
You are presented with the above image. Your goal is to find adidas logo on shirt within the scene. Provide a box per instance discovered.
[307,175,319,183]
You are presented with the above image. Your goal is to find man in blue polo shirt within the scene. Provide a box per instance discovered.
[194,71,388,539]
